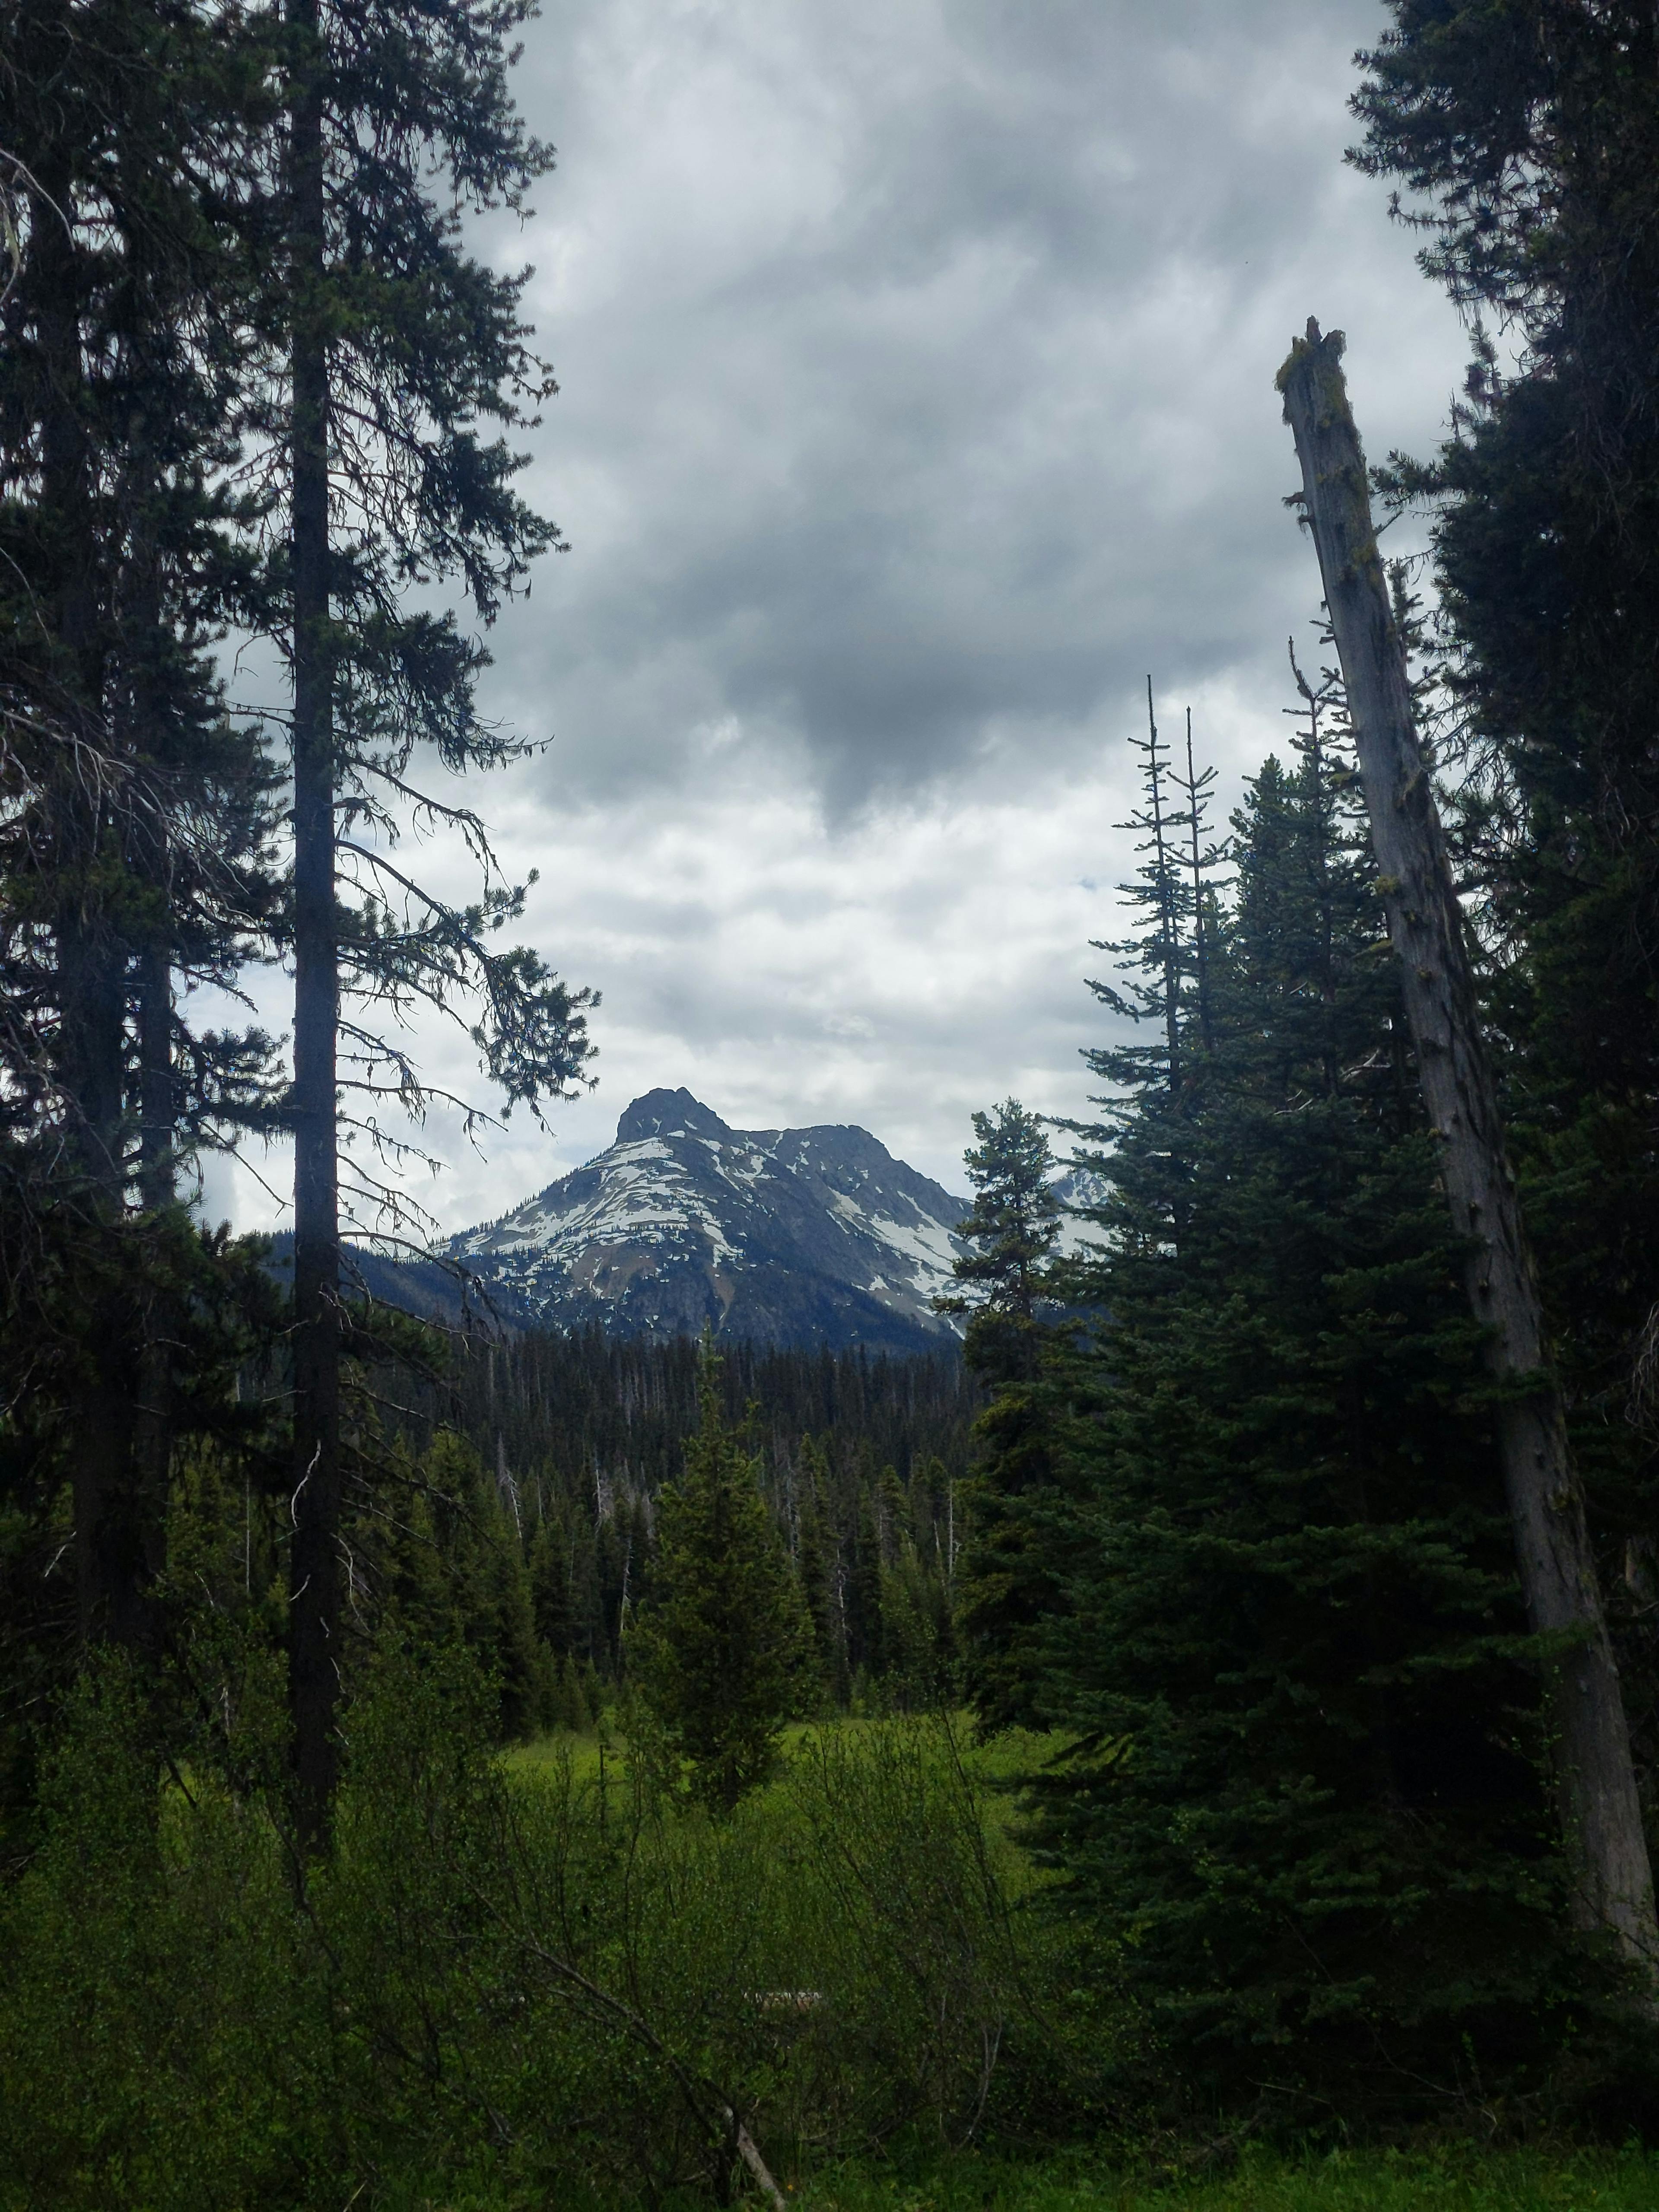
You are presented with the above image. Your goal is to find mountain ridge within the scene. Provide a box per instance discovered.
[445,1087,972,1352]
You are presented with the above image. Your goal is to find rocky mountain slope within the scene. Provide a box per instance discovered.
[446,1088,973,1353]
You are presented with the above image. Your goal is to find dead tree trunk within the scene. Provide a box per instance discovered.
[1278,318,1656,1971]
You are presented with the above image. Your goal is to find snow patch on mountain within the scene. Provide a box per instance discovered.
[445,1088,1109,1350]
[446,1089,971,1351]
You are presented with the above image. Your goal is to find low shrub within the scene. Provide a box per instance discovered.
[0,1650,1110,2209]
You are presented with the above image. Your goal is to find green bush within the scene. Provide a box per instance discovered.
[0,1652,1096,2209]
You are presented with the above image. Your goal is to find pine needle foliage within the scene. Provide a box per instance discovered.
[939,1101,1071,1732]
[630,1348,814,1812]
[1351,0,1659,1820]
[1029,691,1613,2113]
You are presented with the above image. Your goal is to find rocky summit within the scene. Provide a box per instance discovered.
[446,1088,973,1352]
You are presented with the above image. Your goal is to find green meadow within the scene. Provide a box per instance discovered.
[798,2145,1659,2212]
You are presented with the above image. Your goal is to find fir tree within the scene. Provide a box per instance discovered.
[0,0,283,1675]
[528,1513,575,1662]
[792,1436,845,1705]
[630,1353,812,1812]
[846,1482,886,1686]
[938,1099,1068,1731]
[1036,719,1587,2107]
[1064,691,1228,1262]
[1351,0,1659,1822]
[258,0,598,1843]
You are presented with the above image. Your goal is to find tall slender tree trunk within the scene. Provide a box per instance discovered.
[130,934,175,1588]
[1180,709,1215,1056]
[1278,318,1657,1971]
[33,148,145,1648]
[1144,678,1181,1099]
[286,0,342,1851]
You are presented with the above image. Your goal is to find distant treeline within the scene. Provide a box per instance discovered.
[444,1329,976,1502]
[362,1332,979,1729]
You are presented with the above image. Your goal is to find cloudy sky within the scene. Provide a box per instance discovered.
[201,0,1471,1234]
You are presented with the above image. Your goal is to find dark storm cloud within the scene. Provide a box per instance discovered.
[476,0,1463,812]
[203,0,1478,1232]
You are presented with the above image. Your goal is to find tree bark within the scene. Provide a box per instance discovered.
[286,0,343,1853]
[33,146,146,1649]
[1278,318,1657,1970]
[131,936,175,1597]
[1145,678,1182,1100]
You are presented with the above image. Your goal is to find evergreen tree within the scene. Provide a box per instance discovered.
[938,1101,1062,1354]
[792,1435,845,1704]
[0,0,283,1692]
[1103,680,1187,1100]
[938,1099,1068,1731]
[258,0,597,1843]
[420,1429,544,1742]
[528,1512,575,1662]
[1064,692,1229,1265]
[1036,721,1589,2107]
[630,1353,812,1811]
[846,1482,886,1687]
[1351,0,1659,1811]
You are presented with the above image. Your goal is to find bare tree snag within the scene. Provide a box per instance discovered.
[726,2109,788,2212]
[1278,318,1656,1972]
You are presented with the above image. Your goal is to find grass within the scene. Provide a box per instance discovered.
[498,1723,1659,2212]
[504,1714,1058,1790]
[796,2144,1659,2212]
[505,1723,609,1780]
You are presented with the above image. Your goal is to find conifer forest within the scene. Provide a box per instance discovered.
[5,3,1659,2207]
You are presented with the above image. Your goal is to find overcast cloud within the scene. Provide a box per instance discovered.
[200,0,1472,1234]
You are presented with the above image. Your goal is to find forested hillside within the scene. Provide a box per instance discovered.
[392,1332,977,1721]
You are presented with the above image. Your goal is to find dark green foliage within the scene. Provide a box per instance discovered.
[429,1328,973,1707]
[254,0,597,1133]
[632,1356,814,1809]
[263,0,597,1845]
[1040,1129,1573,2099]
[0,0,285,1671]
[1351,0,1659,1851]
[0,1646,1062,2209]
[794,1434,849,1703]
[448,1328,977,1500]
[1021,702,1624,2112]
[940,1101,1072,1733]
[939,1103,1062,1345]
[0,1212,286,1864]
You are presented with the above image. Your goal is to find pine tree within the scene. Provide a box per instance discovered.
[1089,681,1190,1103]
[1351,0,1659,1854]
[630,1353,812,1811]
[846,1482,885,1688]
[791,1436,845,1705]
[938,1099,1068,1731]
[260,0,597,1843]
[1063,692,1229,1266]
[0,0,283,1665]
[1035,718,1589,2106]
[528,1513,575,1662]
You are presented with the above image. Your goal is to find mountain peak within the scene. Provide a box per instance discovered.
[614,1087,732,1146]
[452,1093,971,1350]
